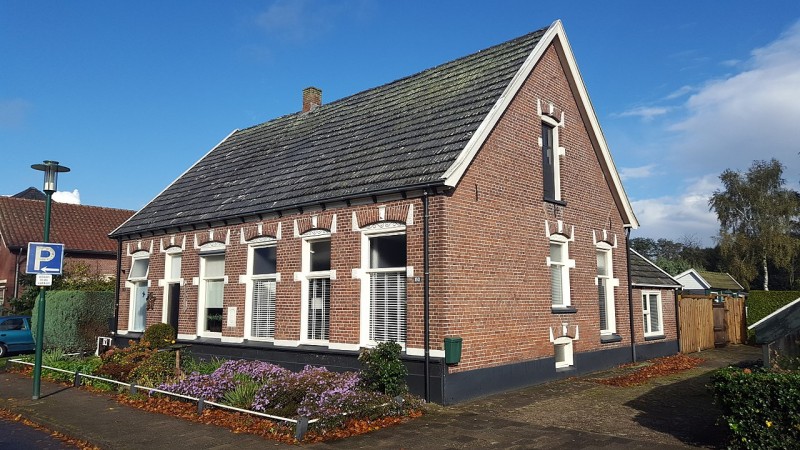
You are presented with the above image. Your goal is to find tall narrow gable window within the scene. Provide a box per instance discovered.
[127,252,150,332]
[642,292,663,337]
[538,100,565,203]
[542,122,556,200]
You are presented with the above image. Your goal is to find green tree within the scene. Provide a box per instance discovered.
[709,159,800,290]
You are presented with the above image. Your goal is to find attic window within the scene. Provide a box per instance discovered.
[538,101,565,204]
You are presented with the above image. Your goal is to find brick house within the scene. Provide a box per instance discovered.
[109,21,678,403]
[0,190,134,307]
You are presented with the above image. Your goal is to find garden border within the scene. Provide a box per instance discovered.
[8,358,318,440]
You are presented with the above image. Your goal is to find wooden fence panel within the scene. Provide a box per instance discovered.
[679,296,715,353]
[726,297,747,344]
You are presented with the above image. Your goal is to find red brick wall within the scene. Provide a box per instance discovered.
[436,44,639,372]
[116,200,428,349]
[632,287,679,342]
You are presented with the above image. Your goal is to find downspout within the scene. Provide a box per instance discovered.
[626,228,636,362]
[423,189,431,402]
[14,248,23,299]
[113,238,122,334]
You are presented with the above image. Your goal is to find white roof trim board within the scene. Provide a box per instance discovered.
[748,297,800,330]
[441,20,638,229]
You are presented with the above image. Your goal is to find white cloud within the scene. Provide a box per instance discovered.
[0,98,33,130]
[255,0,371,41]
[616,106,670,121]
[619,164,656,180]
[52,189,80,205]
[669,20,800,185]
[665,85,693,100]
[631,175,720,246]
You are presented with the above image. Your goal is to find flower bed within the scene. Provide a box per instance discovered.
[9,337,423,443]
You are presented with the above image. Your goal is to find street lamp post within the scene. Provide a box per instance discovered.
[31,160,70,400]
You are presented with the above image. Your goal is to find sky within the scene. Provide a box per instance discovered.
[2,1,800,247]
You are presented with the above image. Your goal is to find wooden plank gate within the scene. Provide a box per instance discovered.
[679,295,746,353]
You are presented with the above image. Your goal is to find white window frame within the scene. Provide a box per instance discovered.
[642,291,664,337]
[197,251,227,338]
[126,251,150,333]
[298,234,334,344]
[358,223,408,347]
[540,113,565,202]
[547,234,574,309]
[596,243,618,335]
[553,336,574,369]
[242,239,279,341]
[160,248,183,324]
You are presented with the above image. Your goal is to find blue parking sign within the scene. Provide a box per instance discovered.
[26,242,65,275]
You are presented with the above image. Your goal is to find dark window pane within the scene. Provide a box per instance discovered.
[253,246,277,275]
[370,234,407,269]
[310,239,331,272]
[542,122,555,200]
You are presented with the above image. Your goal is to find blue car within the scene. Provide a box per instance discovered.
[0,316,35,357]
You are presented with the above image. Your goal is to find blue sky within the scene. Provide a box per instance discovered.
[2,1,800,246]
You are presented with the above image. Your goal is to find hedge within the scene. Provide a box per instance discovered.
[746,290,800,326]
[32,290,114,352]
[711,366,800,449]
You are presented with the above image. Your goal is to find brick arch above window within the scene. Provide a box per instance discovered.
[294,214,336,237]
[194,229,230,248]
[544,219,574,241]
[353,204,413,230]
[240,222,281,243]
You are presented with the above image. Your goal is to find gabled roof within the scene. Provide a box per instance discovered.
[629,248,681,288]
[674,268,745,291]
[748,297,800,344]
[112,20,637,238]
[0,196,134,254]
[11,187,46,201]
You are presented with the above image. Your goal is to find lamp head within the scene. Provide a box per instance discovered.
[31,160,70,193]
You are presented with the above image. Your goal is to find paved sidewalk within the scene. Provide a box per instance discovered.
[0,346,761,449]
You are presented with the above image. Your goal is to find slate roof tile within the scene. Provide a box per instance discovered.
[629,249,681,288]
[0,197,135,253]
[112,27,547,237]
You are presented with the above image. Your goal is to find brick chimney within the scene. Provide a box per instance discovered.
[302,86,322,112]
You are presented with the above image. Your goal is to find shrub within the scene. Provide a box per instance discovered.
[710,366,800,448]
[96,341,155,382]
[358,341,408,396]
[39,349,103,384]
[141,323,176,349]
[130,350,177,387]
[32,290,113,352]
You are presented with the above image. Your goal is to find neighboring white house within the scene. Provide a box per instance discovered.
[674,269,745,298]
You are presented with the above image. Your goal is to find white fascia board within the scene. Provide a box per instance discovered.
[441,21,559,187]
[553,23,638,229]
[748,297,800,330]
[109,129,240,237]
[440,19,638,228]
